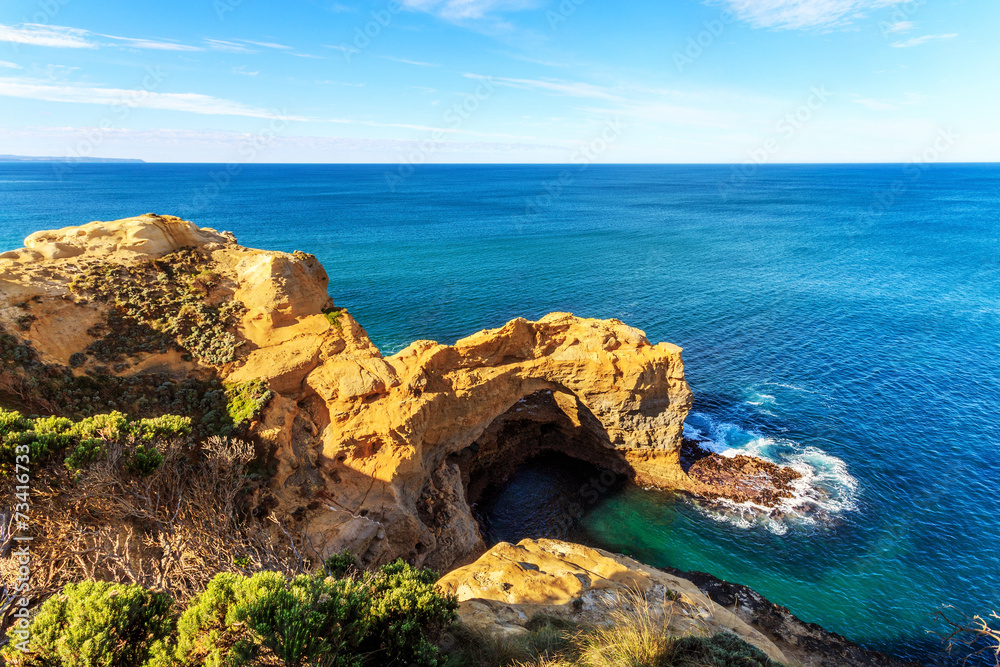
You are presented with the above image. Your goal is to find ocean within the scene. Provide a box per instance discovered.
[1,162,998,664]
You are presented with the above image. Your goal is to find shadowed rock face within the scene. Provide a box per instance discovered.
[0,215,794,572]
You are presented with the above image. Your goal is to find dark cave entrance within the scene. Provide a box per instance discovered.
[450,389,629,546]
[472,450,625,546]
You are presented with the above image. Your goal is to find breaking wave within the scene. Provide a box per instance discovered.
[682,412,858,535]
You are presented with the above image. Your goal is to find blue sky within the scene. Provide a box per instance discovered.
[0,0,996,162]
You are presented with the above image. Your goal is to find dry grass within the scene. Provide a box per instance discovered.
[446,592,782,667]
[0,434,303,613]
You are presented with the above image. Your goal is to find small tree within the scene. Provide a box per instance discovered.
[934,606,1000,667]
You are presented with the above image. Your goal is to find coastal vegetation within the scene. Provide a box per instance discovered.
[0,323,271,435]
[1,570,787,667]
[0,407,293,606]
[68,247,245,367]
[2,560,457,667]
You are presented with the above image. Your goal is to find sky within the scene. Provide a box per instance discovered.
[0,0,996,163]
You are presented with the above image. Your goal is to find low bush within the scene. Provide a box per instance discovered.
[169,560,457,667]
[5,562,458,667]
[1,581,174,667]
[0,408,191,478]
[165,571,370,667]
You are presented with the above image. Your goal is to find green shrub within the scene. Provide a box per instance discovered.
[64,438,106,472]
[133,415,192,442]
[362,560,458,667]
[224,381,274,428]
[665,632,782,666]
[72,412,130,440]
[1,581,174,667]
[69,249,247,367]
[0,410,186,478]
[0,408,31,436]
[167,571,370,667]
[323,307,344,329]
[165,561,457,667]
[125,445,165,477]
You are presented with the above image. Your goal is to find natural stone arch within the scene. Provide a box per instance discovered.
[291,314,694,571]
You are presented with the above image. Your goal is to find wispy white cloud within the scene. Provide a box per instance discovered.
[205,38,256,53]
[101,34,203,51]
[881,20,913,33]
[399,0,541,20]
[713,0,907,30]
[853,97,897,111]
[381,55,441,67]
[0,126,561,162]
[891,33,958,47]
[465,73,622,101]
[241,39,293,50]
[0,77,305,119]
[0,61,22,69]
[232,66,259,77]
[323,44,357,54]
[0,23,96,49]
[0,22,206,51]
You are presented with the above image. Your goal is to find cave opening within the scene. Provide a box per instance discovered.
[473,450,625,546]
[449,388,629,547]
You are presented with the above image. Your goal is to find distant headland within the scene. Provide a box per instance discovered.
[0,154,145,163]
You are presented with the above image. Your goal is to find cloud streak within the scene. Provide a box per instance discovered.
[0,23,96,49]
[381,56,441,67]
[713,0,907,30]
[891,33,958,47]
[399,0,541,20]
[0,77,304,120]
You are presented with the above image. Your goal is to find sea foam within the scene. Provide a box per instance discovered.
[683,412,858,535]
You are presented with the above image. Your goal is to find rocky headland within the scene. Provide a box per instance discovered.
[0,215,917,666]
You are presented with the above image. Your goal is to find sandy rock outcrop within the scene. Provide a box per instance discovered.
[441,539,922,667]
[439,538,793,665]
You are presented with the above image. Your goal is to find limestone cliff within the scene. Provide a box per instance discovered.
[0,215,785,573]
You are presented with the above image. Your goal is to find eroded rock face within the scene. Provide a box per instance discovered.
[438,538,793,665]
[0,215,790,572]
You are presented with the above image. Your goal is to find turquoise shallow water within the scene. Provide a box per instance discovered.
[1,163,998,664]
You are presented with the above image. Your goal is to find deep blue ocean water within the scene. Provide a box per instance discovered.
[1,162,998,664]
